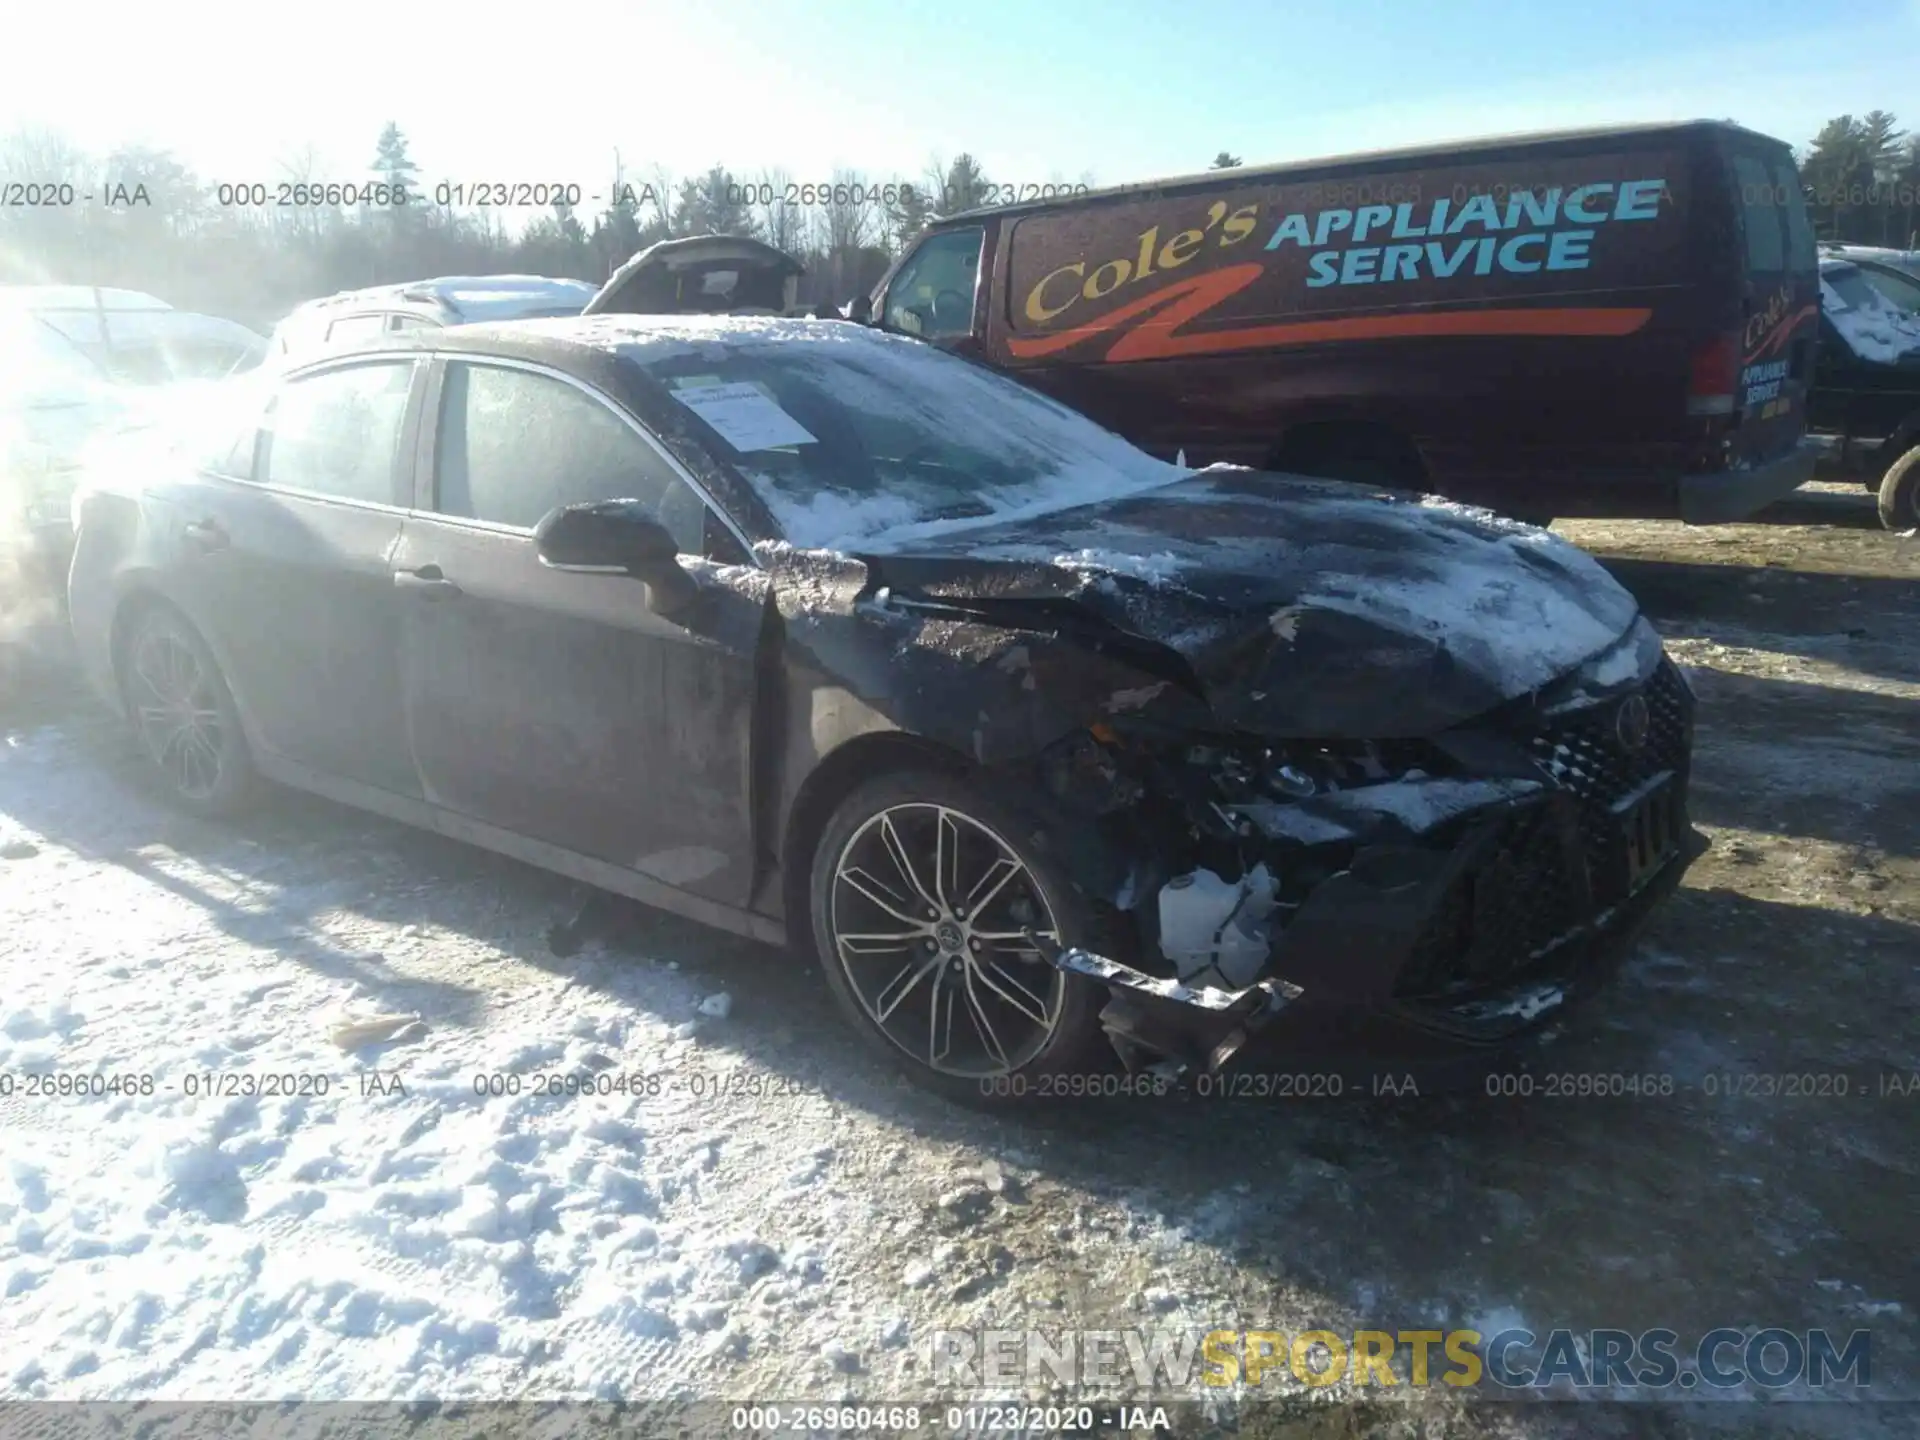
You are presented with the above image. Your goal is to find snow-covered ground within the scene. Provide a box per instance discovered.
[2,500,1916,1435]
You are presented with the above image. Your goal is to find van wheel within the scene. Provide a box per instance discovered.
[1878,446,1920,531]
[117,604,257,818]
[808,769,1112,1104]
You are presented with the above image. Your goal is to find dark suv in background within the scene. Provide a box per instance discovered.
[1809,252,1920,528]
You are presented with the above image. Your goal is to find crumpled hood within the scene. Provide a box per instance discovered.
[851,469,1642,738]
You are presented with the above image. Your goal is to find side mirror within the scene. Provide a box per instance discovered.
[534,501,698,613]
[843,294,874,325]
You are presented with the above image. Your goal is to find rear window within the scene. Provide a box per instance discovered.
[1731,153,1816,274]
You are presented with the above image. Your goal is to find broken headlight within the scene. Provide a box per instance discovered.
[1189,737,1437,805]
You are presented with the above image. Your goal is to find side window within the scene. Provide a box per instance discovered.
[1732,156,1786,273]
[194,400,270,478]
[883,227,984,338]
[260,362,413,504]
[325,313,389,344]
[433,362,708,550]
[390,314,439,333]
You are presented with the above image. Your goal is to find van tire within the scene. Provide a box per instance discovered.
[1878,445,1920,531]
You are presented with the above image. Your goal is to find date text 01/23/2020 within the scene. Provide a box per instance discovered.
[726,1404,1173,1434]
[0,1070,829,1103]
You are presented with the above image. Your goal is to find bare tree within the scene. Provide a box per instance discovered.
[822,167,877,253]
[753,167,805,255]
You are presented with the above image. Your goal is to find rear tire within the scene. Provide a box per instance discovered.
[1878,445,1920,531]
[808,768,1113,1105]
[117,603,257,818]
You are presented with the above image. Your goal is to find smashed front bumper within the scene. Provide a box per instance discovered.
[1042,658,1707,1082]
[1045,791,1706,1082]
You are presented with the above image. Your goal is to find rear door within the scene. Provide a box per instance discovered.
[394,356,762,908]
[1720,138,1821,466]
[162,357,425,797]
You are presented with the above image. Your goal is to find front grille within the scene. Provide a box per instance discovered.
[1526,659,1693,904]
[1393,660,1694,1002]
[1395,800,1587,1000]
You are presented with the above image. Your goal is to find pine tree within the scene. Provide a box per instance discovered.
[885,182,932,252]
[931,155,992,219]
[372,123,419,190]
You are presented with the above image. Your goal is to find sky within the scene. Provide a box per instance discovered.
[4,0,1918,204]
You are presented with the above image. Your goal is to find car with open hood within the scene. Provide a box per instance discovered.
[66,316,1704,1100]
[584,234,808,317]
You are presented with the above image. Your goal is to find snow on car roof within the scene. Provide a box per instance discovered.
[295,274,595,315]
[489,312,908,351]
[440,278,596,321]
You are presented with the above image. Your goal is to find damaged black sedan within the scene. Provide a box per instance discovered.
[67,316,1703,1100]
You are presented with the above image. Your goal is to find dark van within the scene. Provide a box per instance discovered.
[867,120,1820,524]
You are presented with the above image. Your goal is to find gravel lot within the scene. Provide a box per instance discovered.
[1,484,1915,1438]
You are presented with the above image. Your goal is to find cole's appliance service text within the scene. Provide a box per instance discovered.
[1007,165,1678,362]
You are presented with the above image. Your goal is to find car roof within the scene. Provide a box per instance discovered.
[936,118,1783,225]
[291,275,595,319]
[324,313,898,364]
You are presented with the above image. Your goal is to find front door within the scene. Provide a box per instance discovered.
[395,357,762,908]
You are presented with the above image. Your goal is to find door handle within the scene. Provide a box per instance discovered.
[182,518,228,552]
[393,565,462,599]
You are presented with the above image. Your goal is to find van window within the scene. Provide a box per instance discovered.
[884,227,983,339]
[1732,156,1786,272]
[1772,162,1816,271]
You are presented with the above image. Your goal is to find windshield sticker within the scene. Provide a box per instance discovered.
[671,380,817,452]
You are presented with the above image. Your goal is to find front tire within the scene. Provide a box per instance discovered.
[808,768,1112,1103]
[117,603,257,817]
[1878,445,1920,532]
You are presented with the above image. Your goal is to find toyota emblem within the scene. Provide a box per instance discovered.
[1614,694,1651,752]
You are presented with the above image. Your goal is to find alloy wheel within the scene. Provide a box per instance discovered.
[828,802,1066,1078]
[128,623,229,802]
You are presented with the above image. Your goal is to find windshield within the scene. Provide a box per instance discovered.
[1822,264,1898,314]
[621,325,1184,549]
[1859,265,1920,315]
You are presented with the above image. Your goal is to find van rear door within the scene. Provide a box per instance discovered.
[1718,137,1820,470]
